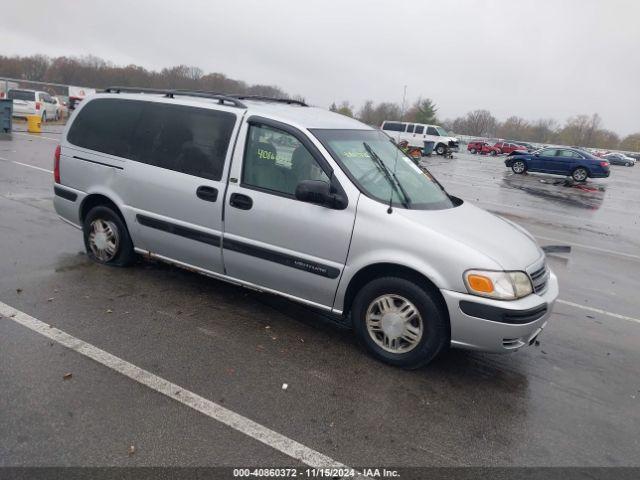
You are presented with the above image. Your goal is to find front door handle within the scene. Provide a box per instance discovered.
[229,193,253,210]
[196,186,218,202]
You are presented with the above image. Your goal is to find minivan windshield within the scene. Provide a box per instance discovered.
[311,129,455,210]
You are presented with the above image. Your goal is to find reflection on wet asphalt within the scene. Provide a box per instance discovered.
[1,134,639,467]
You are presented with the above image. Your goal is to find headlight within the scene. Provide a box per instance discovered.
[464,270,533,300]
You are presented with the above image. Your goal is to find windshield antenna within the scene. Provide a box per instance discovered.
[387,85,408,214]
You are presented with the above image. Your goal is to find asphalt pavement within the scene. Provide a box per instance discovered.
[1,129,639,473]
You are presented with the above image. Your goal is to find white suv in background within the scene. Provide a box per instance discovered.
[8,89,59,122]
[381,120,459,155]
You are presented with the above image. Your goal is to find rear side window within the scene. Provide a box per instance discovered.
[67,98,236,181]
[130,103,236,181]
[414,125,424,134]
[382,122,404,132]
[557,149,582,158]
[406,124,415,133]
[8,90,35,101]
[539,148,558,157]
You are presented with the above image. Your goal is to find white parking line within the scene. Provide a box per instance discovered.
[557,299,640,325]
[0,301,364,476]
[0,156,52,174]
[12,131,60,142]
[11,160,52,174]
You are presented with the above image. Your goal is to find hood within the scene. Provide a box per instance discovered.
[397,201,543,271]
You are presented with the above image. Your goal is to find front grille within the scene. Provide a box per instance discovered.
[448,140,459,148]
[529,262,549,295]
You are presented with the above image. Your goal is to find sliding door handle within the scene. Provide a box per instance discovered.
[196,186,218,202]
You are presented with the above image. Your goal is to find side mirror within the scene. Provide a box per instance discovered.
[295,180,347,209]
[534,153,540,157]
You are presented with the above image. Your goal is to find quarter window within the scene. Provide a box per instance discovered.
[67,98,144,159]
[242,124,329,196]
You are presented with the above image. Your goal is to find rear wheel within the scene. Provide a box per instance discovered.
[83,206,135,267]
[511,160,527,174]
[571,167,588,182]
[352,277,449,369]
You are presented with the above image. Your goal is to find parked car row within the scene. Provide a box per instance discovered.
[602,152,636,167]
[467,140,528,156]
[7,89,68,122]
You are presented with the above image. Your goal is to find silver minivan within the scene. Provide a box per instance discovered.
[53,88,558,368]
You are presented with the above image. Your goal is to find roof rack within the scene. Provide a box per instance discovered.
[103,86,247,109]
[230,94,307,107]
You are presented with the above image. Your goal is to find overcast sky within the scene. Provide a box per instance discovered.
[2,0,639,135]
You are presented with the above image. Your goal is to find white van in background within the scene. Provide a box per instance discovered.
[381,121,459,155]
[8,89,59,121]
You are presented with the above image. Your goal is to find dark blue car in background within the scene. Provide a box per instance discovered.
[505,147,610,182]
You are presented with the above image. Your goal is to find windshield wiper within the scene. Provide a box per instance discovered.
[362,142,411,210]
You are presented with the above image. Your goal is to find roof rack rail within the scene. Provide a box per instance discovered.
[230,94,308,107]
[103,86,247,109]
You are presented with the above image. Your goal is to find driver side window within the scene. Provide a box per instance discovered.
[242,124,329,196]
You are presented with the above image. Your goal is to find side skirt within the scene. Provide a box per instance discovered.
[133,247,340,315]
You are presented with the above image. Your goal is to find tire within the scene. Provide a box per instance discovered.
[352,277,449,369]
[83,206,135,267]
[571,167,588,182]
[625,162,630,167]
[491,150,498,156]
[511,160,527,174]
[469,148,477,154]
[435,144,445,155]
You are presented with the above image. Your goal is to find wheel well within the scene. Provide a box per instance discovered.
[343,263,449,323]
[80,194,126,225]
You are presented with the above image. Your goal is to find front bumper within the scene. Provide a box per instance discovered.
[441,271,559,353]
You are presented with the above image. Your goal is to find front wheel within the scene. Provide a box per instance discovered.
[435,144,446,155]
[352,277,449,369]
[625,162,631,167]
[571,167,588,182]
[491,150,498,156]
[83,206,135,267]
[469,148,477,154]
[511,160,527,174]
